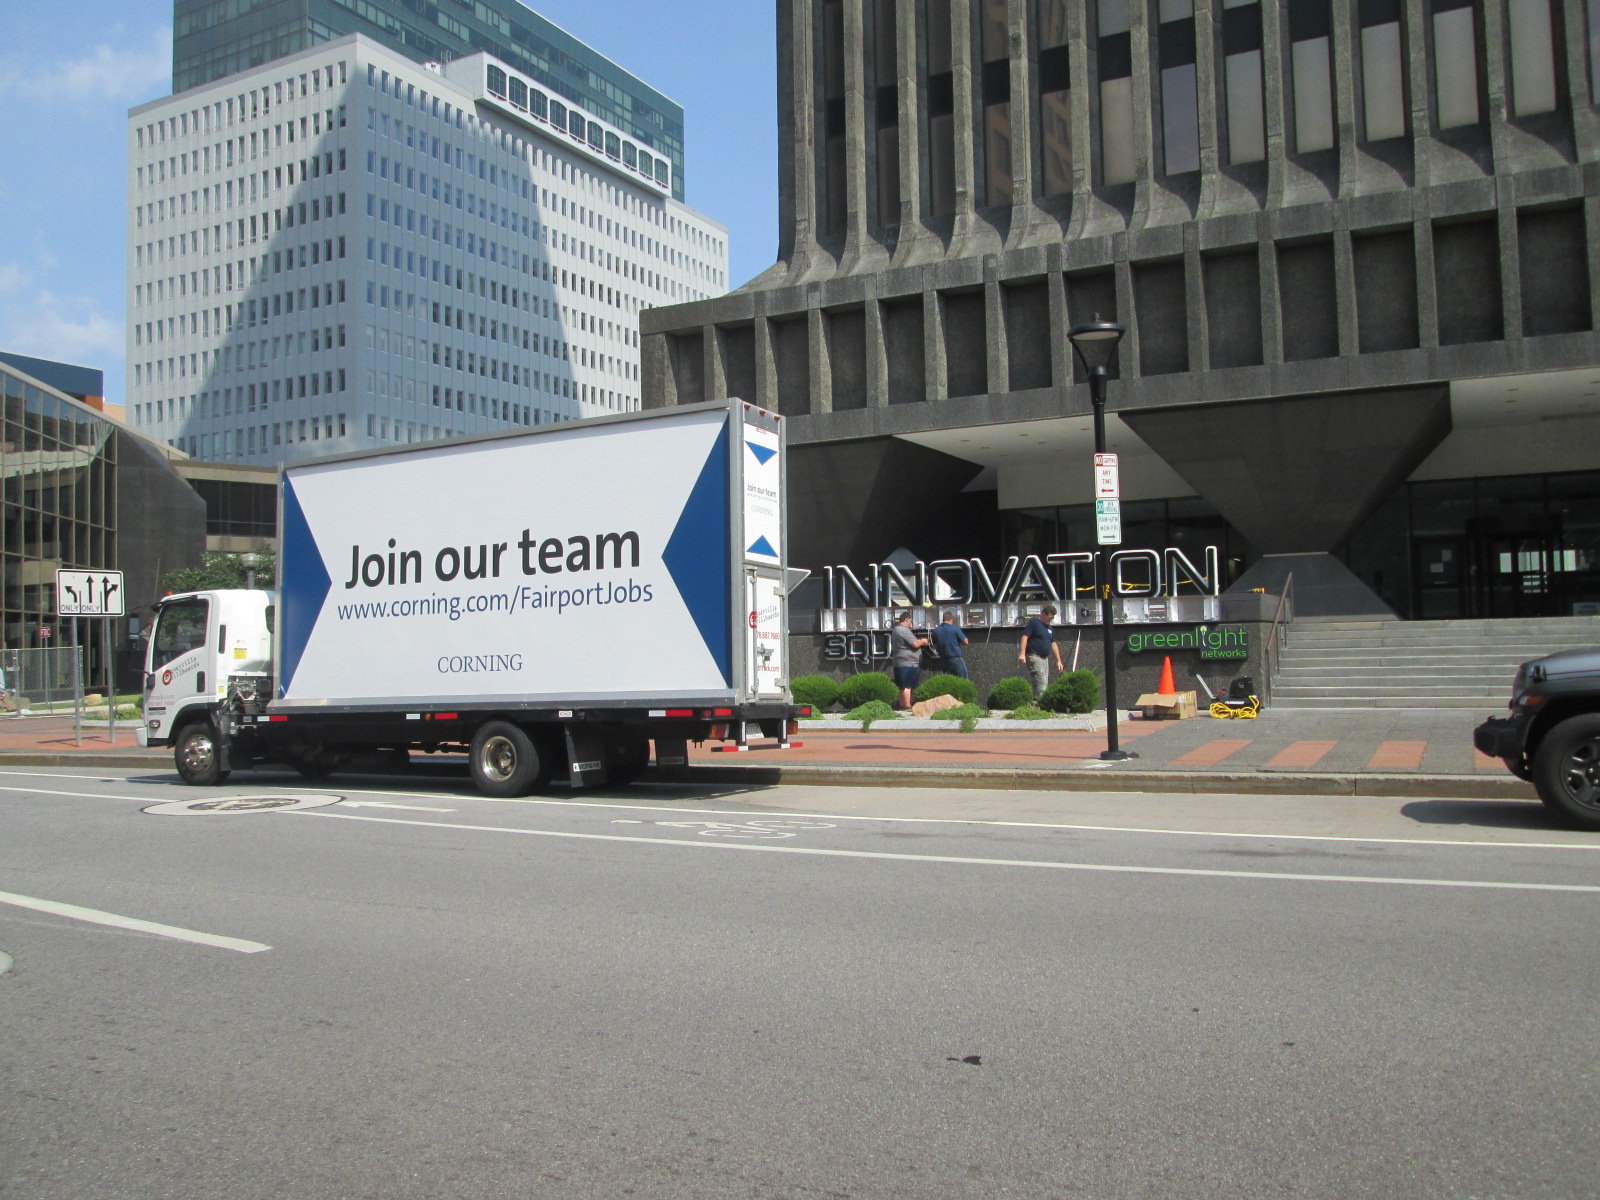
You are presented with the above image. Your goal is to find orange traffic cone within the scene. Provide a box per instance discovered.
[1157,655,1177,696]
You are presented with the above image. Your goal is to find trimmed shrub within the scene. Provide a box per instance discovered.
[790,673,841,713]
[846,699,898,730]
[914,673,978,705]
[1005,705,1057,720]
[838,671,896,709]
[930,702,986,733]
[1039,669,1101,714]
[987,675,1036,711]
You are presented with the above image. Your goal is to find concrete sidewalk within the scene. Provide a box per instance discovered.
[0,706,1533,800]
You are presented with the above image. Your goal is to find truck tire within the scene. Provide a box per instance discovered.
[605,735,651,786]
[1531,713,1600,831]
[470,721,552,797]
[176,723,230,787]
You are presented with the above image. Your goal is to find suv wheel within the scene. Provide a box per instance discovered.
[1532,713,1600,831]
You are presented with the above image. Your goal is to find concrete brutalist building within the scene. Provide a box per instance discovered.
[644,0,1600,622]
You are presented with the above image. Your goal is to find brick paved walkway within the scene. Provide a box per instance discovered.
[688,706,1504,776]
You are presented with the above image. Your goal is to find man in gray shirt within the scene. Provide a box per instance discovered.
[890,611,929,710]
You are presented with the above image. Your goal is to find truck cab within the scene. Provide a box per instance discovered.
[144,589,272,761]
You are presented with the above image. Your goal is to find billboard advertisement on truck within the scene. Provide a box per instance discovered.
[276,403,777,709]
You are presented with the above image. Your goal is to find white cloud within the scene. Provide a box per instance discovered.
[0,289,124,375]
[0,26,171,105]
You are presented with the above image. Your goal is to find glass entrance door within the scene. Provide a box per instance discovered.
[1413,536,1469,618]
[1480,534,1554,618]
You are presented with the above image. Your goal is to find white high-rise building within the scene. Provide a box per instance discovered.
[127,33,728,463]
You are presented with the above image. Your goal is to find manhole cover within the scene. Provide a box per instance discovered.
[143,794,343,815]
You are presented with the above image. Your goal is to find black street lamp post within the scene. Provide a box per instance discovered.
[1067,316,1133,762]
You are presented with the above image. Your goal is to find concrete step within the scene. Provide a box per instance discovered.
[1292,617,1600,633]
[1272,684,1507,698]
[1287,632,1593,648]
[1270,696,1506,710]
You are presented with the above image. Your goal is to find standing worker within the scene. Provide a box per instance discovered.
[1019,605,1064,699]
[891,611,929,710]
[929,611,970,679]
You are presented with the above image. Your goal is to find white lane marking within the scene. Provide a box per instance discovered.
[656,819,838,840]
[293,811,1600,894]
[0,890,271,953]
[339,800,454,812]
[1,776,1591,854]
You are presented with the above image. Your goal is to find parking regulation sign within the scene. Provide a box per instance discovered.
[55,570,126,617]
[1095,499,1122,545]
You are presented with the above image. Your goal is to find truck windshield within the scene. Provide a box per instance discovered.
[152,599,209,665]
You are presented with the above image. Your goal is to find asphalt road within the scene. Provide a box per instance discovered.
[1,766,1597,1199]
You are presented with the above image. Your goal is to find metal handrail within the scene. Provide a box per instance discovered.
[1262,573,1295,709]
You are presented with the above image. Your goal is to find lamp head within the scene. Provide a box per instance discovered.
[1067,315,1126,373]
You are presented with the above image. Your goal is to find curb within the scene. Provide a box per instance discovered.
[0,752,167,769]
[656,763,1539,801]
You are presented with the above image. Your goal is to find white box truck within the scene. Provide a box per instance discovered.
[142,401,801,795]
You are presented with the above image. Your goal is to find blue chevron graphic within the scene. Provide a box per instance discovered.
[745,439,776,466]
[663,422,731,684]
[278,477,332,696]
[747,535,777,558]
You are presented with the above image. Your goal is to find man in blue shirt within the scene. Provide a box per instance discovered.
[1018,605,1064,699]
[928,611,970,679]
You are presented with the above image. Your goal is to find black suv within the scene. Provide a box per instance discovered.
[1474,648,1600,830]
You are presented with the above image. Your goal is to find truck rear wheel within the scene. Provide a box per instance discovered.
[176,723,230,787]
[470,721,552,797]
[1532,713,1600,831]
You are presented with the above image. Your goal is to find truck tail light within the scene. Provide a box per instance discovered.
[709,723,730,741]
[787,720,799,736]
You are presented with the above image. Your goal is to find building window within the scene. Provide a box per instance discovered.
[1098,0,1136,185]
[926,0,957,215]
[1290,0,1335,153]
[982,0,1013,206]
[873,0,901,224]
[1508,0,1558,117]
[1158,0,1200,174]
[1037,0,1073,198]
[822,0,848,237]
[1432,0,1481,128]
[1220,0,1265,163]
[1360,0,1408,141]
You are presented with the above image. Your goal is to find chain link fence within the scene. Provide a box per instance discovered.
[0,647,84,714]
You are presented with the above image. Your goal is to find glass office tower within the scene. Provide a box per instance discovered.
[172,0,686,200]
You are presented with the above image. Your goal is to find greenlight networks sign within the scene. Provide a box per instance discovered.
[1127,625,1248,660]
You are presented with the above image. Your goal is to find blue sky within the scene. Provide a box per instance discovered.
[0,1,778,409]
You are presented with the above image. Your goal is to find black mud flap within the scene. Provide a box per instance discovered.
[564,728,608,788]
[653,736,689,768]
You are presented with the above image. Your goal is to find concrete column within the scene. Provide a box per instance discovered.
[1331,0,1359,198]
[1259,221,1283,364]
[1499,199,1524,349]
[1184,228,1207,373]
[1004,0,1037,245]
[781,0,821,276]
[1065,0,1093,239]
[1333,226,1359,357]
[889,0,928,265]
[1126,0,1156,227]
[705,323,727,400]
[641,331,674,409]
[925,287,948,401]
[1416,217,1440,349]
[865,292,889,407]
[1192,0,1223,198]
[1585,197,1600,332]
[753,315,777,412]
[1404,0,1435,183]
[1114,247,1138,377]
[948,0,979,249]
[1482,0,1514,174]
[1258,0,1289,209]
[809,304,832,413]
[840,0,872,271]
[1046,266,1069,389]
[985,279,1008,395]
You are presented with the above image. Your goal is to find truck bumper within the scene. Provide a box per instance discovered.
[1473,717,1521,760]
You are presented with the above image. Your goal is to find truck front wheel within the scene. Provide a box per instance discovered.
[176,723,230,787]
[470,721,552,797]
[1532,713,1600,831]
